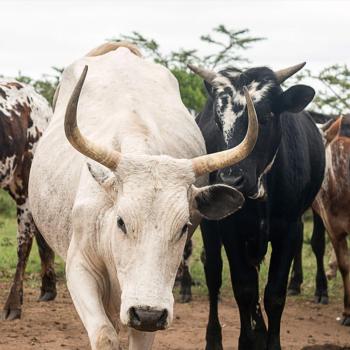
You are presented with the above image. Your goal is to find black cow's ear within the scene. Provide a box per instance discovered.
[191,184,244,220]
[276,85,315,113]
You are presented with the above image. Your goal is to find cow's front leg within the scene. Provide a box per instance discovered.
[66,252,120,350]
[331,234,350,326]
[128,328,155,350]
[201,220,224,350]
[287,220,304,295]
[2,202,34,320]
[223,229,267,350]
[264,220,301,350]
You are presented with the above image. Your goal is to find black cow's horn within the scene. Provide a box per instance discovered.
[64,65,121,170]
[187,64,217,84]
[192,86,258,177]
[274,62,306,84]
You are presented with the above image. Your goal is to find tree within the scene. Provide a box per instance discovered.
[15,67,62,106]
[113,25,264,113]
[296,64,350,115]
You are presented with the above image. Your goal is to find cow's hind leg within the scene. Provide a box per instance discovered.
[265,220,301,350]
[310,210,328,304]
[287,220,304,295]
[2,201,34,320]
[201,220,223,350]
[35,230,57,301]
[332,234,350,326]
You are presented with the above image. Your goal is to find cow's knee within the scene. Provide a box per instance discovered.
[94,325,119,350]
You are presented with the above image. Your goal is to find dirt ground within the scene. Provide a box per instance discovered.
[0,282,349,350]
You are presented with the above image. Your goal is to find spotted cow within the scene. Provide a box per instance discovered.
[0,80,56,320]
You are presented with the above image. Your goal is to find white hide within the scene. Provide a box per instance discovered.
[213,75,272,144]
[29,47,207,349]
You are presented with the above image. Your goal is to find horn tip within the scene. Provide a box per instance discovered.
[187,63,196,72]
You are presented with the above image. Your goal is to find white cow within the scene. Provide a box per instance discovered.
[29,42,258,350]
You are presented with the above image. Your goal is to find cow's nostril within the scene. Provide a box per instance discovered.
[128,307,168,332]
[157,309,168,328]
[129,307,141,327]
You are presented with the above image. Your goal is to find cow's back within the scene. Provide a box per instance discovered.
[0,81,52,191]
[267,111,325,220]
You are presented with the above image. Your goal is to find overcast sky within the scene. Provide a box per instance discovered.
[0,0,348,79]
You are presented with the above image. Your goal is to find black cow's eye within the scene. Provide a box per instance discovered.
[117,216,127,234]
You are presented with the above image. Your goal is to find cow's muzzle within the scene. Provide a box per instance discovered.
[128,306,168,332]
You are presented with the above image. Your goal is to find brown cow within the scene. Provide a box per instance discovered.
[0,79,56,320]
[289,114,350,326]
[313,114,350,325]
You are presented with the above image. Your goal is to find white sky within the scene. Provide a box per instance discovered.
[0,0,348,79]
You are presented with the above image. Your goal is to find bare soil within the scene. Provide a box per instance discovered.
[0,282,349,350]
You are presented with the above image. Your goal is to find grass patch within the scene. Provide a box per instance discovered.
[0,190,65,286]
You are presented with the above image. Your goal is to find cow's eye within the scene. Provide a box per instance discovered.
[180,223,189,237]
[117,216,127,234]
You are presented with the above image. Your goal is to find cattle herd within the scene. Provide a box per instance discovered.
[0,41,349,350]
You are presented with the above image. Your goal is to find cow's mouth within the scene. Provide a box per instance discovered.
[247,181,266,200]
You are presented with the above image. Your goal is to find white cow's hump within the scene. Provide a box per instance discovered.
[29,46,206,259]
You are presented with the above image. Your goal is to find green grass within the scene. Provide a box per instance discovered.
[0,190,65,286]
[0,189,343,300]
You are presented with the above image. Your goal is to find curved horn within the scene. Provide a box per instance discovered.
[64,65,121,169]
[192,86,258,177]
[274,62,306,84]
[187,64,217,84]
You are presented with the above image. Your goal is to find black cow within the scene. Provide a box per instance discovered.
[189,63,325,350]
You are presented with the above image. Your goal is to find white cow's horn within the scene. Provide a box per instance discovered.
[64,65,121,170]
[274,62,306,84]
[187,64,217,84]
[192,86,258,177]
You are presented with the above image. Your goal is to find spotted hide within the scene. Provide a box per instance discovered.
[0,80,56,320]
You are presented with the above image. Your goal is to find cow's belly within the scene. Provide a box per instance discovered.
[29,124,84,260]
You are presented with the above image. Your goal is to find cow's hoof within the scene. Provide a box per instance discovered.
[180,293,192,303]
[1,307,21,321]
[314,294,329,305]
[38,290,57,302]
[339,315,350,326]
[95,325,119,350]
[287,288,300,296]
[205,343,223,350]
[267,337,281,350]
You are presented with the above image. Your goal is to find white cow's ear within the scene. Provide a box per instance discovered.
[191,184,245,220]
[87,162,117,193]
